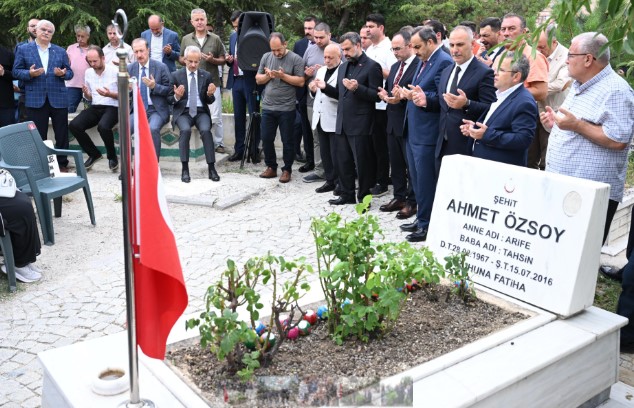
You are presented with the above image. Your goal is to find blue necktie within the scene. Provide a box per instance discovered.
[140,66,149,109]
[189,72,198,118]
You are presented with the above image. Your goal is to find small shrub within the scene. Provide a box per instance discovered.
[312,196,444,344]
[186,255,311,380]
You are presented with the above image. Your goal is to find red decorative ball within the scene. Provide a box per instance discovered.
[303,310,318,325]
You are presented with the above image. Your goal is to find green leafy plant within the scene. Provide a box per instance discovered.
[444,251,475,302]
[186,255,311,380]
[311,196,444,344]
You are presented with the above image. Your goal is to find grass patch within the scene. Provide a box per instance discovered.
[594,274,621,312]
[222,97,233,114]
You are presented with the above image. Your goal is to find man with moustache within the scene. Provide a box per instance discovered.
[69,46,120,171]
[308,44,342,194]
[103,24,135,66]
[460,53,538,166]
[328,32,382,205]
[141,15,180,72]
[293,16,318,164]
[413,26,495,243]
[428,26,496,160]
[13,20,74,171]
[301,22,340,180]
[256,33,305,184]
[169,46,219,183]
[377,30,418,220]
[500,13,548,103]
[397,27,452,242]
[475,17,504,67]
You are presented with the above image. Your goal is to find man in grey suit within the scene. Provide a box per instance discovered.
[169,46,219,183]
[128,38,172,159]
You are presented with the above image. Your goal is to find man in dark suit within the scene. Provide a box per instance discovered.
[429,26,496,161]
[461,53,537,166]
[225,10,261,162]
[13,20,74,171]
[377,30,418,219]
[141,15,181,73]
[169,46,219,183]
[329,32,382,205]
[397,27,453,242]
[128,38,172,159]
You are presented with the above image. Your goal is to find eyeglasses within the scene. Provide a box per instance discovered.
[496,68,517,74]
[39,28,54,34]
[567,53,596,60]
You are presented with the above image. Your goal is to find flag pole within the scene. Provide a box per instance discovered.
[113,9,155,408]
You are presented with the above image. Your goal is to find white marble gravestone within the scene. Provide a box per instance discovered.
[427,155,610,317]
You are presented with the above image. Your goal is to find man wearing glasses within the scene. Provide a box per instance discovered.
[460,53,538,166]
[541,32,634,246]
[13,20,74,172]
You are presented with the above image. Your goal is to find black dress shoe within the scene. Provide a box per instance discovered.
[208,166,220,182]
[228,152,243,162]
[599,265,623,282]
[380,198,406,212]
[406,229,428,242]
[298,162,315,173]
[400,221,419,232]
[108,159,119,171]
[84,155,103,170]
[315,182,336,193]
[181,169,191,183]
[329,196,356,205]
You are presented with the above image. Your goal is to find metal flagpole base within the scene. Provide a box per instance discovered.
[118,399,156,408]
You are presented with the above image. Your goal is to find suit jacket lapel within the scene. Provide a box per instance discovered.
[486,86,521,124]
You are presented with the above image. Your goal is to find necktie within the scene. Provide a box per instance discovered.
[393,61,405,88]
[449,66,462,95]
[189,72,198,118]
[415,60,427,82]
[140,66,149,109]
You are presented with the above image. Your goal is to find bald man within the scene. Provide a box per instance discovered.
[141,14,180,72]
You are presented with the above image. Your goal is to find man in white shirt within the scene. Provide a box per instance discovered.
[69,46,120,171]
[103,24,135,66]
[365,13,397,197]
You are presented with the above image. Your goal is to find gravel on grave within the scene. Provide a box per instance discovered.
[166,286,526,407]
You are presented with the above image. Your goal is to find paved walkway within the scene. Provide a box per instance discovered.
[0,155,633,407]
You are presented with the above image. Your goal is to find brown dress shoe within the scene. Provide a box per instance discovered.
[379,198,406,212]
[396,204,417,219]
[279,170,291,183]
[260,167,277,178]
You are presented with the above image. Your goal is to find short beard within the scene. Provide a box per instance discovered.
[29,32,37,40]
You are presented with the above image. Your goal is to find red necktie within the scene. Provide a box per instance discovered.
[393,61,405,88]
[415,60,428,82]
[233,57,239,76]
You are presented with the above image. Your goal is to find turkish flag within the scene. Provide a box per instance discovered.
[132,87,188,359]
